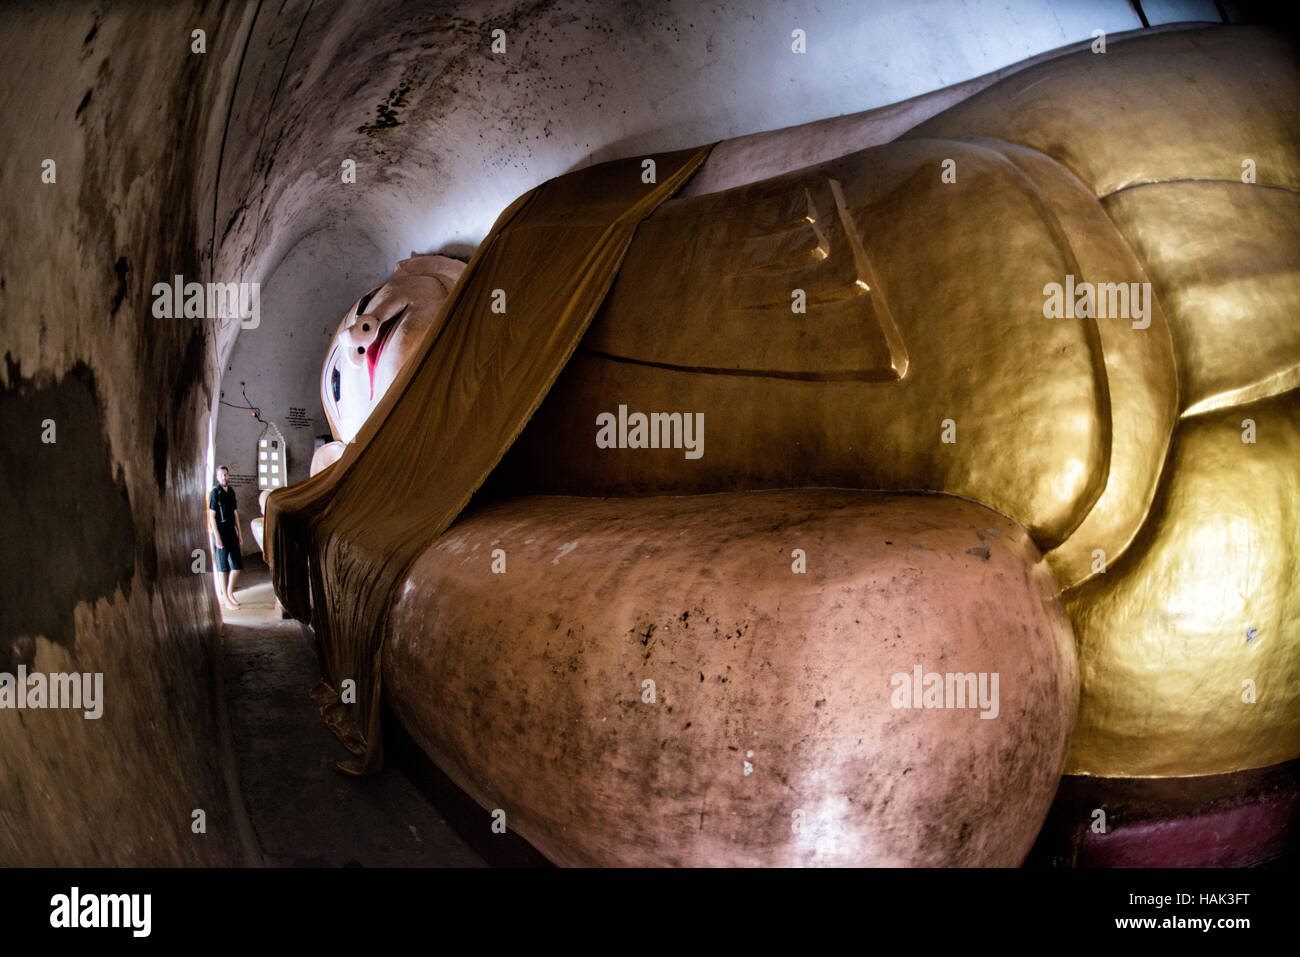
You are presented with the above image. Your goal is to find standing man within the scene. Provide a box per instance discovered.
[208,465,243,608]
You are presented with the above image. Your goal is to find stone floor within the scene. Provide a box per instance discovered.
[219,560,486,867]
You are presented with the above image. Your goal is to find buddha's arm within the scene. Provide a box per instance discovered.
[481,25,1300,780]
[676,23,1202,199]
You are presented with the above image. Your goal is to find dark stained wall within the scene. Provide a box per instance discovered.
[0,1,256,865]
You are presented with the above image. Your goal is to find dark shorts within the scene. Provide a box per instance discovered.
[215,524,244,572]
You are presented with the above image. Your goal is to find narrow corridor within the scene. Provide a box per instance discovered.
[220,562,485,867]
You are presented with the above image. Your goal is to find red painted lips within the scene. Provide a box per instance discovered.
[366,304,408,399]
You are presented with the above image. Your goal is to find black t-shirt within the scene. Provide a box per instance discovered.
[209,485,239,527]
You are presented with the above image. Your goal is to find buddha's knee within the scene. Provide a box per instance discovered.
[385,488,1077,866]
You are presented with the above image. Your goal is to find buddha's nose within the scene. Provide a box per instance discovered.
[343,315,380,367]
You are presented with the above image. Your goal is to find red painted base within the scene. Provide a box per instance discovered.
[1026,759,1300,867]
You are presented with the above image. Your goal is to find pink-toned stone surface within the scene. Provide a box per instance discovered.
[1080,793,1300,868]
[386,489,1077,866]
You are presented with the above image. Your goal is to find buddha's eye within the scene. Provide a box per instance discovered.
[331,366,341,403]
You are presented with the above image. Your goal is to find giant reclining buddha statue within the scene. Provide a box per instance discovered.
[265,25,1299,866]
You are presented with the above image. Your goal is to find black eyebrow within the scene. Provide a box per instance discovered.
[355,289,377,316]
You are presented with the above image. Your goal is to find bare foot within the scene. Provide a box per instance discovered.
[226,594,241,608]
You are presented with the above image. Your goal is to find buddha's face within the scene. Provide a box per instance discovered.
[321,256,464,444]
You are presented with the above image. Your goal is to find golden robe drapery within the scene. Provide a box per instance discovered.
[265,145,714,773]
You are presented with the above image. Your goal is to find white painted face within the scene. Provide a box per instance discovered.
[321,255,466,444]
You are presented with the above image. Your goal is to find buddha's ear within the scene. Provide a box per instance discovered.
[309,440,347,477]
[394,253,467,291]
